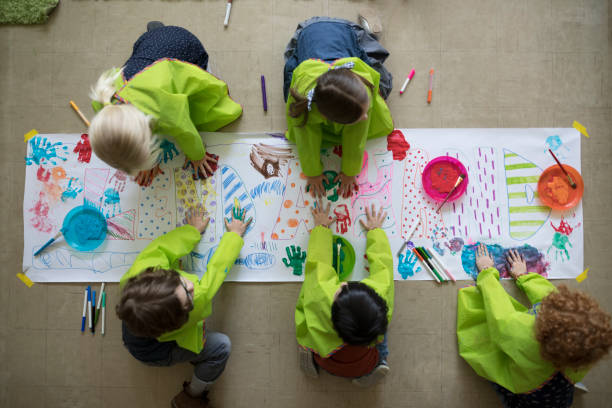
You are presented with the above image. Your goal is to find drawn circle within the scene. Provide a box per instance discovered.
[332,235,356,282]
[537,165,584,210]
[51,167,66,180]
[62,205,107,251]
[421,156,468,202]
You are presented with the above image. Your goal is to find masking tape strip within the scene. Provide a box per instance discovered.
[24,129,38,142]
[573,121,589,138]
[576,267,589,283]
[16,273,34,287]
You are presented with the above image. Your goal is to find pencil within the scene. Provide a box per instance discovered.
[69,100,90,127]
[223,0,232,27]
[412,248,440,283]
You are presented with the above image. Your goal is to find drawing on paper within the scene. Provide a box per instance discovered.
[73,134,92,163]
[249,143,294,179]
[282,245,306,276]
[547,218,579,262]
[25,136,69,166]
[461,243,549,279]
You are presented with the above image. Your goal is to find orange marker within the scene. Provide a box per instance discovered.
[427,69,434,104]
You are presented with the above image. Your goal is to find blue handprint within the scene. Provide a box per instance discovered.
[60,178,82,202]
[398,251,421,279]
[160,139,179,163]
[282,245,306,276]
[25,136,68,166]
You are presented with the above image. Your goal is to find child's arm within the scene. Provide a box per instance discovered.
[287,121,324,177]
[304,201,338,284]
[515,274,556,305]
[340,115,370,177]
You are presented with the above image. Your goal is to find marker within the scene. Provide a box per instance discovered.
[87,286,92,332]
[261,232,266,250]
[428,249,456,282]
[422,248,449,281]
[91,290,96,333]
[416,247,444,282]
[95,282,105,325]
[101,292,106,336]
[81,288,87,332]
[427,69,434,104]
[398,216,420,257]
[399,69,415,95]
[261,75,268,112]
[412,248,440,283]
[223,0,232,27]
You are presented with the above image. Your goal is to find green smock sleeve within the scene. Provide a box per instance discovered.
[288,122,324,177]
[340,117,369,176]
[360,228,394,322]
[119,225,202,288]
[196,231,244,306]
[515,273,557,305]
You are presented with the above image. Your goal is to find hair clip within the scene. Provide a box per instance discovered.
[331,61,355,70]
[306,88,315,111]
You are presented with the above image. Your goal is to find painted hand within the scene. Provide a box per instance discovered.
[333,203,351,234]
[506,249,527,279]
[160,139,179,163]
[311,199,335,228]
[306,175,326,198]
[224,202,252,237]
[359,203,387,231]
[186,205,210,234]
[109,170,128,192]
[282,245,307,276]
[134,164,164,187]
[334,172,359,199]
[475,244,494,272]
[184,153,219,180]
[398,251,421,279]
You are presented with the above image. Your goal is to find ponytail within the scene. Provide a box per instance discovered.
[90,68,122,105]
[288,87,310,127]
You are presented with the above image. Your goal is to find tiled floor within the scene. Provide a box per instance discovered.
[1,0,611,407]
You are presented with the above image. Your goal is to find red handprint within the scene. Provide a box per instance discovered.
[29,192,53,233]
[36,166,51,182]
[73,133,92,163]
[109,170,128,192]
[333,204,351,234]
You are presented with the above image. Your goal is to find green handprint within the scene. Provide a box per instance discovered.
[322,170,340,202]
[282,245,306,276]
[160,139,179,163]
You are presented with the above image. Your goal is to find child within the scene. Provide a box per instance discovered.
[296,202,394,387]
[116,205,251,408]
[283,17,394,199]
[457,244,612,407]
[89,23,242,187]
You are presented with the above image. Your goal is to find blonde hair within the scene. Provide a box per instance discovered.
[88,68,160,176]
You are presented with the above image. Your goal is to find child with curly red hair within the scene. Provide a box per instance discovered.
[457,244,612,408]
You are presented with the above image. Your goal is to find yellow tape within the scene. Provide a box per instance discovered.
[24,129,38,142]
[576,267,589,283]
[16,273,34,287]
[573,121,589,138]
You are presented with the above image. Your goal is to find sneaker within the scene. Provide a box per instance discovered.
[171,382,209,408]
[352,363,390,388]
[298,347,319,378]
[358,8,383,35]
[147,21,165,32]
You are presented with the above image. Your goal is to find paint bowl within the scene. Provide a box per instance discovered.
[62,205,107,251]
[332,235,355,282]
[421,156,469,202]
[537,165,584,210]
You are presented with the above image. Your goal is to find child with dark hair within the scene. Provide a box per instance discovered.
[458,244,612,408]
[296,201,394,387]
[283,17,394,199]
[117,206,251,408]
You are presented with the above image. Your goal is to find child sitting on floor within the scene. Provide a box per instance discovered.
[457,244,612,408]
[296,201,394,387]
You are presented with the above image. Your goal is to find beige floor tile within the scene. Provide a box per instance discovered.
[269,283,301,334]
[496,53,554,108]
[213,333,273,390]
[441,0,497,50]
[391,283,443,335]
[497,107,555,127]
[46,283,87,330]
[9,52,55,108]
[212,283,272,334]
[441,107,500,128]
[269,332,313,393]
[385,333,442,392]
[379,0,442,52]
[9,274,48,330]
[45,386,101,408]
[99,386,157,408]
[272,1,328,52]
[7,386,46,408]
[6,329,46,386]
[552,52,608,108]
[497,0,553,52]
[46,329,103,387]
[213,2,275,53]
[154,364,192,405]
[552,0,608,52]
[101,335,158,387]
[440,51,498,108]
[383,390,443,408]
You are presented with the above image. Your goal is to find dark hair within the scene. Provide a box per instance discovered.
[116,267,191,338]
[331,282,388,345]
[289,68,373,127]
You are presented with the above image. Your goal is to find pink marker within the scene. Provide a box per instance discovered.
[399,69,415,95]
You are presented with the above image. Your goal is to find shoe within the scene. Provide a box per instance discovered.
[358,8,383,35]
[298,347,319,379]
[147,21,165,32]
[352,364,390,388]
[171,382,209,408]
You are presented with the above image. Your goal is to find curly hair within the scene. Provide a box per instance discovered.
[535,285,612,369]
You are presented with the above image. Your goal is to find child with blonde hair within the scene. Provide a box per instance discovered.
[458,244,612,407]
[89,23,242,186]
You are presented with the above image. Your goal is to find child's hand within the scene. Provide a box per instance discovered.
[184,153,218,180]
[359,203,387,231]
[186,206,210,234]
[334,172,359,199]
[311,199,335,227]
[224,203,252,237]
[135,164,164,187]
[506,249,527,279]
[475,244,494,272]
[306,175,326,198]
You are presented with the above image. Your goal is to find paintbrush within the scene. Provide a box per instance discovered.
[548,149,576,189]
[436,174,465,213]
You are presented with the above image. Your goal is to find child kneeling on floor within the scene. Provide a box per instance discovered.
[116,206,251,408]
[296,201,394,387]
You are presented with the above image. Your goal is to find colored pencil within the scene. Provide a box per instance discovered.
[427,69,434,104]
[399,69,415,95]
[95,282,105,325]
[69,100,90,127]
[101,292,106,336]
[81,288,87,332]
[416,247,445,282]
[428,248,456,282]
[412,248,440,283]
[223,0,232,27]
[548,149,577,189]
[261,75,268,112]
[436,174,465,213]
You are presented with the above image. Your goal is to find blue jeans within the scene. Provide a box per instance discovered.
[376,334,389,364]
[145,331,231,382]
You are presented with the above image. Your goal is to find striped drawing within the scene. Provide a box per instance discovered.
[503,149,551,240]
[221,165,255,233]
[83,168,110,209]
[106,209,136,240]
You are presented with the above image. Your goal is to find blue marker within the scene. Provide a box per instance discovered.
[81,288,87,332]
[86,286,92,332]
